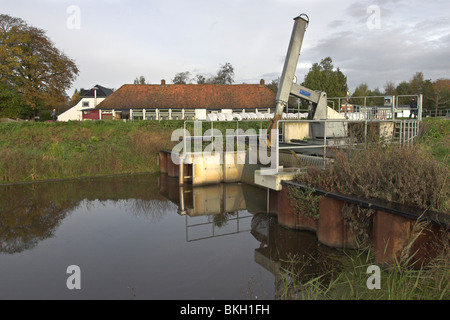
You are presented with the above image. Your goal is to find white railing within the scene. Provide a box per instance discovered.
[177,117,420,176]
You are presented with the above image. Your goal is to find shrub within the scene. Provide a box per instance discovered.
[296,143,449,213]
[287,185,321,220]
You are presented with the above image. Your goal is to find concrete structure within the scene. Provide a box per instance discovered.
[159,149,263,187]
[58,85,113,121]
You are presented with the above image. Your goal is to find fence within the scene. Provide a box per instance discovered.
[176,117,420,176]
[327,94,423,121]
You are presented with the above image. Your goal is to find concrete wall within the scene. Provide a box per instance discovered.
[159,150,263,187]
[283,122,309,142]
[272,185,448,267]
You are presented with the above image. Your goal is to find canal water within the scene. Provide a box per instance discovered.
[0,174,331,300]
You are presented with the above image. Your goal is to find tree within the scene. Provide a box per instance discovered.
[208,62,235,84]
[394,72,435,110]
[353,83,371,97]
[133,75,147,84]
[172,71,191,84]
[430,79,450,115]
[396,81,411,96]
[301,57,348,98]
[410,72,425,94]
[266,79,279,95]
[70,89,81,106]
[194,74,206,84]
[384,81,396,96]
[351,83,371,105]
[0,83,29,119]
[351,83,383,106]
[0,14,79,114]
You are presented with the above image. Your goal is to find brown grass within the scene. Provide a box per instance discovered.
[296,144,449,213]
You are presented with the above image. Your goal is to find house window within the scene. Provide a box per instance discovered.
[82,101,89,108]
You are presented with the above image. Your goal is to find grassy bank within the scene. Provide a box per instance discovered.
[0,120,184,184]
[0,119,270,184]
[1,118,447,187]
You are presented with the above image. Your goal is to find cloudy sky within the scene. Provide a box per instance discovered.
[1,0,449,96]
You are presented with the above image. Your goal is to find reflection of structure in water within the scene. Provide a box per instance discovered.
[251,213,337,299]
[159,173,268,242]
[158,174,266,217]
[159,173,341,298]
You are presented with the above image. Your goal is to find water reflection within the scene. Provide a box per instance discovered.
[158,174,267,217]
[0,174,172,254]
[158,174,336,299]
[0,173,335,299]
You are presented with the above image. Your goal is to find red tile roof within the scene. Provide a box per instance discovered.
[96,82,276,110]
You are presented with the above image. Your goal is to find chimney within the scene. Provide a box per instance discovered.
[260,79,265,86]
[161,79,166,86]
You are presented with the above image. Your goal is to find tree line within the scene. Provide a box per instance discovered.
[134,62,235,85]
[282,57,449,113]
[1,13,448,120]
[353,72,450,113]
[157,56,449,113]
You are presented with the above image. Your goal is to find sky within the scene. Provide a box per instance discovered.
[1,0,449,97]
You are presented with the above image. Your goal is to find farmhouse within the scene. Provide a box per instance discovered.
[94,79,276,121]
[58,85,114,121]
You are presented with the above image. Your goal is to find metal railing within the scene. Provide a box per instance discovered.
[422,109,450,118]
[327,94,423,121]
[176,117,420,176]
[184,212,253,242]
[271,118,420,174]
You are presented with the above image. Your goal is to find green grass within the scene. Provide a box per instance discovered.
[0,120,183,184]
[419,118,450,164]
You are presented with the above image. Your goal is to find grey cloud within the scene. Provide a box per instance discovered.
[328,20,347,28]
[299,6,450,92]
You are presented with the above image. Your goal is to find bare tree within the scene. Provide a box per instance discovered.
[172,71,191,84]
[194,74,206,84]
[208,62,235,84]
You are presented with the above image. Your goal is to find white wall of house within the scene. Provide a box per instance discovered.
[58,97,106,121]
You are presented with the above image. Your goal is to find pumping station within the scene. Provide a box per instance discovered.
[158,14,448,266]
